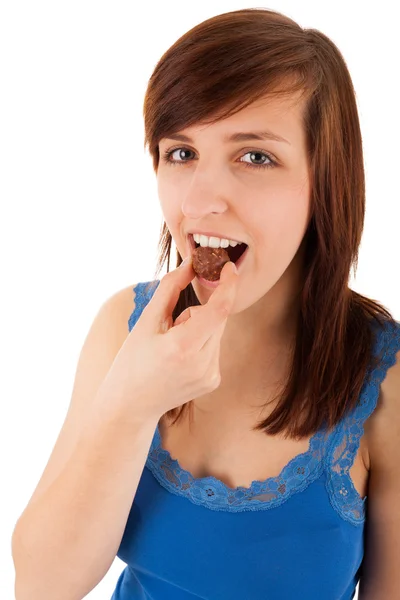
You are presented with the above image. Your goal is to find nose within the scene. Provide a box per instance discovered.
[182,196,228,218]
[180,164,230,218]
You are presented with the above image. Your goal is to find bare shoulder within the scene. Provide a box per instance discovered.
[94,283,138,342]
[105,283,137,320]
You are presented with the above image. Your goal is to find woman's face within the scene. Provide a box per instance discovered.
[156,91,312,321]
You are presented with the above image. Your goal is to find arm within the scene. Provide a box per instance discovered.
[358,349,400,599]
[12,397,158,600]
[11,284,157,600]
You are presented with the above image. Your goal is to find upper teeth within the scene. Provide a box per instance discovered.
[193,233,244,248]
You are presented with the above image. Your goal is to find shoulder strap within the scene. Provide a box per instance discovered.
[128,280,160,332]
[325,318,400,524]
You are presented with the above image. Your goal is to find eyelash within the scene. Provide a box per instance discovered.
[160,147,278,170]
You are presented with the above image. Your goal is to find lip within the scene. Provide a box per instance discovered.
[188,233,196,250]
[186,233,196,257]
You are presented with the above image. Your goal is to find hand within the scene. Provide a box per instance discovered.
[97,257,239,425]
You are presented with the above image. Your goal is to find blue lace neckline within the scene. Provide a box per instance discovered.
[146,421,330,513]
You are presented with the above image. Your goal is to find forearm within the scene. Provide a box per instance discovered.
[12,398,158,600]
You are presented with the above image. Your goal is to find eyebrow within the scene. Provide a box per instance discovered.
[163,129,290,145]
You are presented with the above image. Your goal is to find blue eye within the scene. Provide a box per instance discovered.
[160,147,277,170]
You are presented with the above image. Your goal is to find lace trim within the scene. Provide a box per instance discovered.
[325,319,400,526]
[129,282,400,517]
[146,425,331,512]
[128,281,160,332]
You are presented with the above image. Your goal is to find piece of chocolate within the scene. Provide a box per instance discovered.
[192,246,230,281]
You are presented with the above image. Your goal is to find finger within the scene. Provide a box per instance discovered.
[141,256,195,332]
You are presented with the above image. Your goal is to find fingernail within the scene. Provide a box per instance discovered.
[232,262,238,274]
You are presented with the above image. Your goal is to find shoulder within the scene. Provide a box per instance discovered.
[364,342,400,469]
[104,283,137,317]
[102,281,163,341]
[363,320,400,450]
[96,283,138,340]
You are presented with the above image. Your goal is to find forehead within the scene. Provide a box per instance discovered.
[162,90,306,145]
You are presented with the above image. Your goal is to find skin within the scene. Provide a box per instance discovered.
[157,90,312,421]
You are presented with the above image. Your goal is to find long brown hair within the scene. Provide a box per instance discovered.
[142,7,396,440]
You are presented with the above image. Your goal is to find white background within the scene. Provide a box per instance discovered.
[1,1,398,598]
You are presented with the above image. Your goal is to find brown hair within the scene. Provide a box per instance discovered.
[142,7,395,440]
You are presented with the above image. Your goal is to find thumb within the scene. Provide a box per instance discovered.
[142,256,195,332]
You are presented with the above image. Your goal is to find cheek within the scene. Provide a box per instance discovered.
[157,193,185,252]
[157,181,179,224]
[254,192,310,255]
[157,172,181,198]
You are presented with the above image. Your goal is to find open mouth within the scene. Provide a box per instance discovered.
[189,234,249,264]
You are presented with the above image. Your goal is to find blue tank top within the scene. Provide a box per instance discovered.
[110,281,400,600]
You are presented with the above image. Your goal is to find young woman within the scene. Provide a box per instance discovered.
[13,8,400,600]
